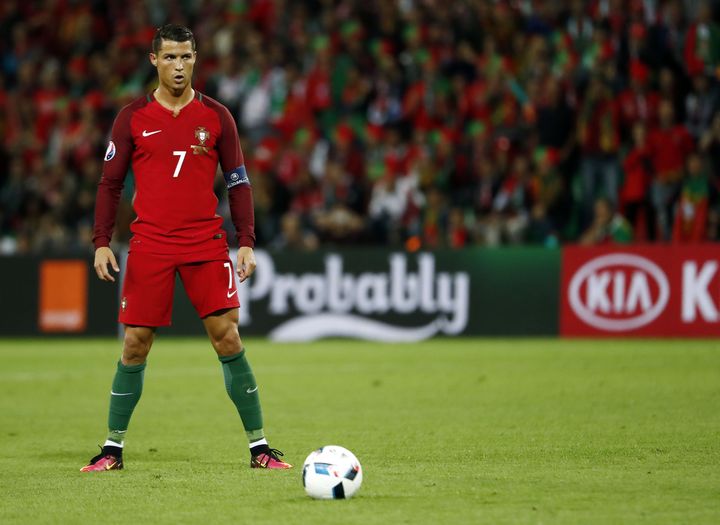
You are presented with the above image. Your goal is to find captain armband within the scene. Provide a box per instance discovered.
[224,165,251,189]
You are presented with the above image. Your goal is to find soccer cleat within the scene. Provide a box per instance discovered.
[251,448,293,469]
[80,450,124,472]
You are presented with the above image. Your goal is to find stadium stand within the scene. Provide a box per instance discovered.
[0,0,718,253]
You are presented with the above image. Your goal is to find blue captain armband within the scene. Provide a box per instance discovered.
[224,165,250,189]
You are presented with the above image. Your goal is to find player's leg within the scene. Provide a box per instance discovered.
[203,309,291,469]
[81,252,174,472]
[105,326,155,448]
[80,326,156,472]
[179,256,291,469]
[203,310,263,443]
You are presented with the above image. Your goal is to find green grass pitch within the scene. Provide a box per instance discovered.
[0,338,718,524]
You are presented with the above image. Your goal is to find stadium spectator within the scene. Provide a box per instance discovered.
[579,196,633,245]
[446,206,470,248]
[534,76,575,163]
[577,75,622,228]
[418,186,448,248]
[483,153,531,245]
[272,210,319,251]
[620,122,654,240]
[368,169,422,243]
[684,1,720,76]
[685,62,719,139]
[311,160,365,244]
[618,61,660,133]
[700,112,720,174]
[648,98,695,239]
[672,151,711,243]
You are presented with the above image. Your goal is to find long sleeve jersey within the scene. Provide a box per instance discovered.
[93,91,255,253]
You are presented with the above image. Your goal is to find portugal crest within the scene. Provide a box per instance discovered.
[192,127,210,155]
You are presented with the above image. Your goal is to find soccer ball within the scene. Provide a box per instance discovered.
[302,445,363,500]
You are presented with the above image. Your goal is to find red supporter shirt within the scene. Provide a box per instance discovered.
[647,125,694,181]
[620,147,651,203]
[617,89,660,128]
[93,91,255,253]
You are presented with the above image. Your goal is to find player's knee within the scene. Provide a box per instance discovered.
[122,328,154,364]
[209,325,241,357]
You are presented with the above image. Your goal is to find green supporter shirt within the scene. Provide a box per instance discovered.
[608,215,633,244]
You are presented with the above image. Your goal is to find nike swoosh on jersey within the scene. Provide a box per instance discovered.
[142,129,162,137]
[111,391,134,396]
[227,289,237,298]
[246,386,258,394]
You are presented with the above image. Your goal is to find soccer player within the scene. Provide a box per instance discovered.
[81,24,291,471]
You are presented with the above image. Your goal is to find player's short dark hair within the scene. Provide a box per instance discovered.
[152,24,196,54]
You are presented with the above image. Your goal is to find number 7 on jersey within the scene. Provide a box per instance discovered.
[172,150,186,178]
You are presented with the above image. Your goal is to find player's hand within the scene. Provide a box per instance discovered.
[236,246,256,283]
[94,247,120,282]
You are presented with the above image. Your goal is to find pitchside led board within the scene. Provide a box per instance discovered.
[561,245,720,337]
[1,246,717,338]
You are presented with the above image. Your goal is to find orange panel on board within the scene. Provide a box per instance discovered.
[38,260,88,332]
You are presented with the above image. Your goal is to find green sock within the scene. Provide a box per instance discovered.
[219,349,265,442]
[107,360,146,444]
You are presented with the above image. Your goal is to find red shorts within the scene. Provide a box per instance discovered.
[119,249,240,326]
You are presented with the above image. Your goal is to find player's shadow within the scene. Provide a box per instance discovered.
[37,449,188,463]
[39,450,92,460]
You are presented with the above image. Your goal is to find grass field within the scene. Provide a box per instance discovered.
[0,338,718,524]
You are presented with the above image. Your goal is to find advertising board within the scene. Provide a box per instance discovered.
[561,245,720,337]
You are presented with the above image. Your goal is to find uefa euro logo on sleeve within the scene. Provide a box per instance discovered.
[104,141,116,161]
[192,127,210,155]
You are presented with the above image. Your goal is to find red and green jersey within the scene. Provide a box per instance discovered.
[93,91,255,253]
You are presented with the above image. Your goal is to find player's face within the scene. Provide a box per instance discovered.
[150,39,196,95]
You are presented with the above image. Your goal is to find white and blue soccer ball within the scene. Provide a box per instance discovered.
[302,445,363,500]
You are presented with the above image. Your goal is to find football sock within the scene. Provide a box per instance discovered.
[219,349,265,444]
[249,438,269,456]
[106,360,146,447]
[105,431,126,447]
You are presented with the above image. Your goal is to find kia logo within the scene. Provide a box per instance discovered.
[568,254,670,331]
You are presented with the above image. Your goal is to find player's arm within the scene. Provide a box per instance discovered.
[92,107,134,282]
[217,104,257,283]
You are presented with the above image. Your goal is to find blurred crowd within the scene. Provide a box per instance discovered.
[1,0,720,254]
